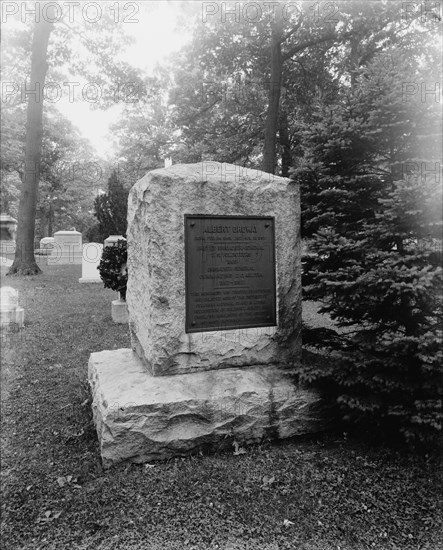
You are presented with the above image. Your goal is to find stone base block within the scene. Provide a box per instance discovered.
[79,277,102,283]
[88,348,324,468]
[48,253,82,265]
[0,307,24,328]
[111,299,128,323]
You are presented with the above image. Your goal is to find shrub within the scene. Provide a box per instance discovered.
[98,240,128,300]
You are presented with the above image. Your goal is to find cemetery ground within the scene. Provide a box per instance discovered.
[1,262,442,550]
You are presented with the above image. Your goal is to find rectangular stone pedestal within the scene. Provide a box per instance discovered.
[111,299,128,323]
[79,242,103,283]
[88,348,323,468]
[48,230,82,265]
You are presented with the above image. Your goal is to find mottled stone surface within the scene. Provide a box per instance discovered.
[88,349,323,468]
[48,230,82,265]
[127,162,301,376]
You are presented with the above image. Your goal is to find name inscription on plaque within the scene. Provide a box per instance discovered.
[185,215,276,332]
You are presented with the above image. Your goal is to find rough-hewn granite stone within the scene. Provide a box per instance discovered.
[88,349,323,468]
[127,162,301,376]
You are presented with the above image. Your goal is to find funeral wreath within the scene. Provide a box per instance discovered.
[98,240,128,301]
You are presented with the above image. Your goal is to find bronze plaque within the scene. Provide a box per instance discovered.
[185,215,276,332]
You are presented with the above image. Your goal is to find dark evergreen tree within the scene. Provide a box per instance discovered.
[88,170,128,242]
[293,50,442,445]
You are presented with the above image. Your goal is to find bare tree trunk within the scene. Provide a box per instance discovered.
[279,111,292,177]
[261,12,351,176]
[262,16,283,175]
[8,16,53,275]
[48,202,54,237]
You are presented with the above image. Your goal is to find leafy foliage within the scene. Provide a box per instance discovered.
[130,1,419,176]
[293,50,442,446]
[98,240,128,300]
[2,8,145,274]
[111,74,168,187]
[0,101,100,236]
[37,108,102,237]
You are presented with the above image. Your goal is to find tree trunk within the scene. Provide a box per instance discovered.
[279,111,292,177]
[8,16,53,275]
[48,202,54,237]
[262,17,283,175]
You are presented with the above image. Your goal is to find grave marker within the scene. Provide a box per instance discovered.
[0,286,24,328]
[88,162,322,467]
[48,230,82,265]
[79,242,103,283]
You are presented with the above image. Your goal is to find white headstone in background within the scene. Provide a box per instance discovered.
[104,235,126,248]
[35,236,55,256]
[40,237,55,249]
[164,157,172,168]
[48,230,82,265]
[79,242,103,283]
[0,286,24,327]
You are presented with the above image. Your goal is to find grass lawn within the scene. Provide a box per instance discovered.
[1,263,442,550]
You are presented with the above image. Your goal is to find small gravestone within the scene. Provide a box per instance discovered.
[79,243,103,283]
[0,286,24,328]
[111,297,128,324]
[88,162,322,468]
[35,236,55,256]
[40,236,55,250]
[48,230,82,265]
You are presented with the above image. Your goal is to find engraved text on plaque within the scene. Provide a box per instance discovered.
[185,215,276,332]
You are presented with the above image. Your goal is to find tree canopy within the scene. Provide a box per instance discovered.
[2,2,145,273]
